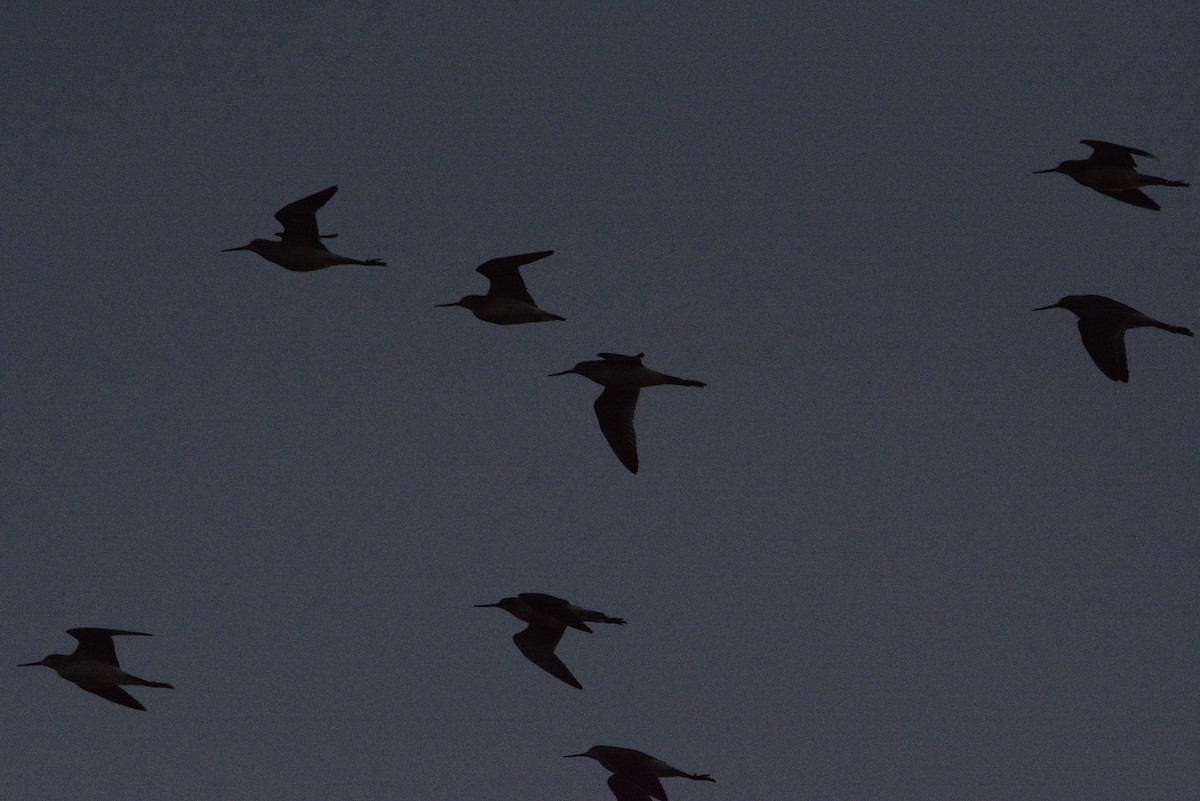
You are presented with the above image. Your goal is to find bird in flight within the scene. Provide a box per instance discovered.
[550,352,705,473]
[475,592,625,689]
[1034,140,1189,210]
[1034,294,1193,381]
[223,185,387,270]
[19,628,174,711]
[566,745,715,801]
[437,250,565,324]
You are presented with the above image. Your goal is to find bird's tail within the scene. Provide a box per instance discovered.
[664,376,707,388]
[1152,321,1194,336]
[1164,180,1190,187]
[685,773,716,782]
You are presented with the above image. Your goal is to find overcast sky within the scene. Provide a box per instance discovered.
[3,4,1198,800]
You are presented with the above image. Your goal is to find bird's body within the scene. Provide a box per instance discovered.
[1035,140,1189,210]
[438,250,563,324]
[475,593,625,689]
[224,185,386,271]
[19,628,174,711]
[1034,294,1193,382]
[566,745,715,801]
[550,353,705,474]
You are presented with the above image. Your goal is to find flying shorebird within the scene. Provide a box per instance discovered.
[475,593,625,689]
[550,353,705,474]
[1034,140,1190,210]
[223,185,386,270]
[437,250,564,324]
[1034,294,1193,382]
[19,628,174,711]
[566,745,715,801]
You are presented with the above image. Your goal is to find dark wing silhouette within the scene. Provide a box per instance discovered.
[1080,140,1155,168]
[598,352,644,363]
[1093,188,1160,210]
[607,773,657,801]
[274,185,337,249]
[67,628,151,667]
[475,250,554,303]
[512,624,582,689]
[595,387,640,474]
[613,770,669,801]
[1077,319,1129,382]
[518,593,593,632]
[79,685,146,711]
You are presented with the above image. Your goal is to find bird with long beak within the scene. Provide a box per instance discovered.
[437,250,564,324]
[475,593,625,689]
[19,628,174,711]
[1034,140,1189,210]
[550,353,705,474]
[565,746,715,801]
[223,185,386,270]
[1034,294,1193,382]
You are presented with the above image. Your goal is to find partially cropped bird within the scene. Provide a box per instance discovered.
[19,628,174,711]
[437,250,564,324]
[475,593,625,689]
[1034,140,1189,210]
[223,185,386,270]
[550,353,705,473]
[1034,294,1193,382]
[566,745,715,801]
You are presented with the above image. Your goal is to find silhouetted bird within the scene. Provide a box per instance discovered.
[566,745,715,801]
[475,593,625,689]
[437,250,564,324]
[223,185,386,270]
[1035,140,1189,210]
[19,628,174,711]
[1034,294,1193,382]
[550,353,705,473]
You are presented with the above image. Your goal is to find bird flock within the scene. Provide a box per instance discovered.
[19,139,1192,800]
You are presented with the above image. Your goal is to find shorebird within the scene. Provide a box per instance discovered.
[566,746,715,801]
[1034,294,1193,382]
[1035,140,1190,210]
[475,593,625,689]
[550,353,705,474]
[437,250,564,324]
[223,185,386,270]
[19,628,173,711]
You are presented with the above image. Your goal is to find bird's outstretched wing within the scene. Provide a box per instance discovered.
[274,185,337,249]
[79,685,146,711]
[67,628,152,667]
[598,352,644,363]
[1092,187,1160,210]
[476,251,554,304]
[595,387,640,474]
[512,625,582,689]
[1077,318,1129,382]
[1080,140,1155,169]
[607,773,657,801]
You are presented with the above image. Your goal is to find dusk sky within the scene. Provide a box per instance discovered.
[3,4,1198,800]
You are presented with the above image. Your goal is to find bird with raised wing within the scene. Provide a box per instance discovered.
[566,745,715,801]
[550,353,705,474]
[223,185,386,270]
[437,250,564,324]
[475,593,625,689]
[1034,140,1189,210]
[1034,294,1193,382]
[19,628,174,711]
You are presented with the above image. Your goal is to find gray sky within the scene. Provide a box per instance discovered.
[3,4,1197,800]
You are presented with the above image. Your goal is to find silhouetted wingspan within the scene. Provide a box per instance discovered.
[1094,188,1160,210]
[476,251,553,304]
[518,593,593,632]
[594,387,640,474]
[614,770,668,801]
[1078,319,1129,382]
[1081,140,1155,168]
[80,685,146,711]
[512,625,581,689]
[598,352,644,363]
[67,628,151,667]
[274,185,337,249]
[607,773,657,801]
